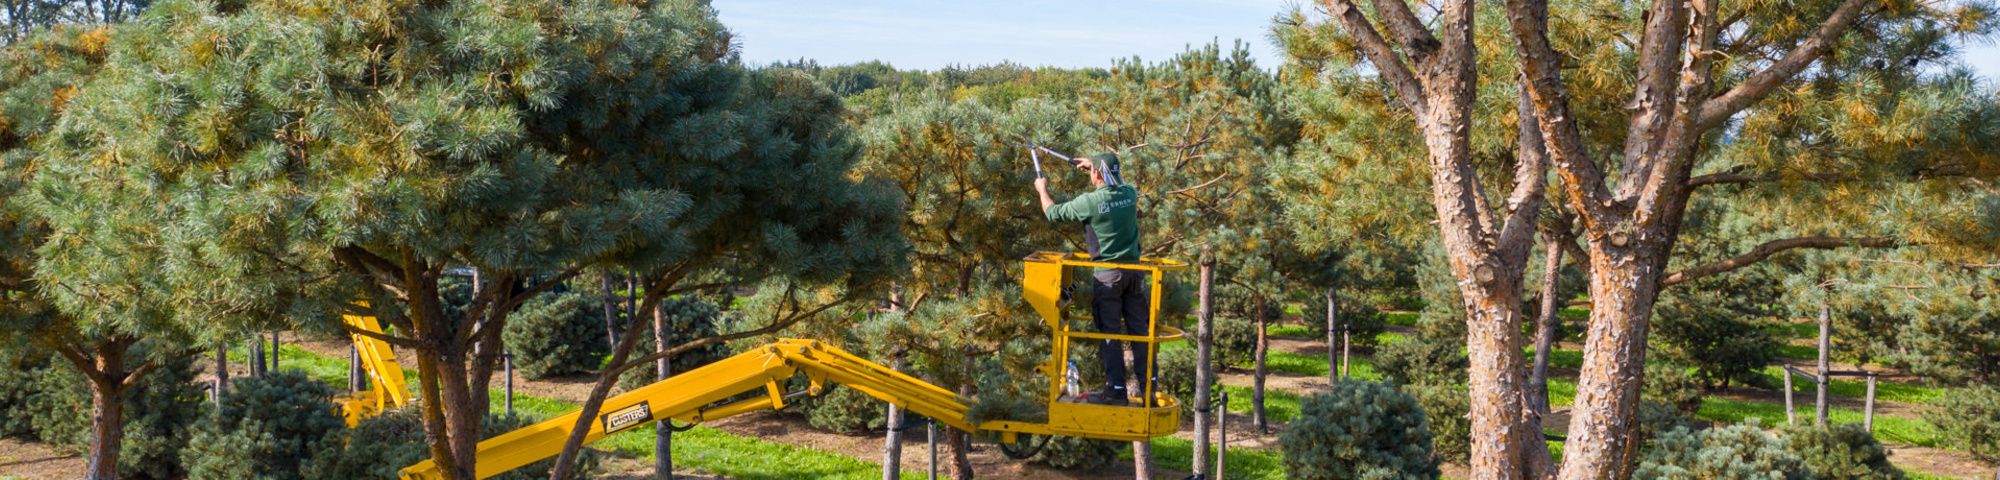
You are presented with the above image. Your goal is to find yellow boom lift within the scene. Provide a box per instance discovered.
[373,252,1186,480]
[335,310,413,427]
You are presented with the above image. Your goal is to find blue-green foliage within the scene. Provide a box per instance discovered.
[618,295,732,390]
[1279,380,1439,480]
[1781,423,1906,480]
[504,291,609,379]
[182,371,346,480]
[27,349,203,480]
[1636,424,1810,480]
[303,408,598,480]
[1926,384,2000,460]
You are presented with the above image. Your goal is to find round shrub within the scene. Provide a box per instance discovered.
[619,296,733,391]
[1030,435,1122,470]
[303,409,599,480]
[183,370,347,480]
[1926,384,2000,460]
[504,291,610,379]
[799,384,886,434]
[1373,336,1468,387]
[1405,382,1469,464]
[1280,380,1440,480]
[1635,423,1810,480]
[1782,423,1906,480]
[27,348,203,480]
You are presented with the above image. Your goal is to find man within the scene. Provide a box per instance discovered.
[1035,152,1147,406]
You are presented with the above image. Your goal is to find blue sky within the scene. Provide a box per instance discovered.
[716,0,2000,81]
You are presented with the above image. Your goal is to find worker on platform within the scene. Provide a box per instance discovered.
[1034,152,1146,406]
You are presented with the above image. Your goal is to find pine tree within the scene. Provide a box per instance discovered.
[1276,0,2000,472]
[22,2,908,479]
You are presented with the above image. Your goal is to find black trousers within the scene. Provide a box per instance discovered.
[1091,269,1151,392]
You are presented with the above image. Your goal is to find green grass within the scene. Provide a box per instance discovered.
[1556,307,1589,320]
[1694,397,1940,448]
[1385,312,1421,327]
[274,344,924,479]
[1776,344,1818,360]
[1525,348,1584,370]
[1144,436,1286,480]
[1267,324,1313,338]
[1757,366,1944,404]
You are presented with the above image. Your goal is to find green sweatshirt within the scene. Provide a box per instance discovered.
[1045,184,1142,269]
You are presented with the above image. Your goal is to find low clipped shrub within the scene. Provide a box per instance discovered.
[28,348,203,480]
[1030,435,1122,470]
[619,296,733,391]
[799,384,886,434]
[1782,423,1906,480]
[1373,336,1468,387]
[1280,380,1440,480]
[504,291,610,379]
[1643,363,1704,416]
[1927,384,2000,460]
[183,371,347,480]
[1405,383,1469,464]
[304,408,599,480]
[1635,423,1810,480]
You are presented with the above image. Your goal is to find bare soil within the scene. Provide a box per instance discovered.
[0,438,81,480]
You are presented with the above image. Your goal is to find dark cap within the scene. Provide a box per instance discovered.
[1090,152,1123,185]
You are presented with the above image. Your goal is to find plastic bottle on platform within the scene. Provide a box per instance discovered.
[1064,361,1081,398]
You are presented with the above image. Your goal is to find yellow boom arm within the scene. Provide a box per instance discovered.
[399,338,1177,480]
[335,312,412,427]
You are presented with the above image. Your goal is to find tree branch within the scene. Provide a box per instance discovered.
[1662,236,1897,286]
[1316,0,1432,117]
[1501,0,1620,225]
[1695,0,1875,131]
[1370,0,1442,57]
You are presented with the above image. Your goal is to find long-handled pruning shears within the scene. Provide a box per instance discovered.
[1013,135,1080,179]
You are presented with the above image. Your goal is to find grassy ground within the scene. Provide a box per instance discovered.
[268,343,925,479]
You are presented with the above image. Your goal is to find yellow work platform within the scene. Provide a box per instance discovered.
[397,252,1189,480]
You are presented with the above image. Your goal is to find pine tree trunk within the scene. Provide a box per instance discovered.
[83,346,126,480]
[249,337,265,378]
[1558,251,1668,480]
[1816,300,1831,426]
[1252,300,1268,433]
[1133,441,1153,480]
[1530,236,1564,415]
[882,357,904,480]
[440,347,484,480]
[602,272,620,349]
[946,382,974,480]
[656,302,674,480]
[1191,254,1215,474]
[1326,287,1339,383]
[216,346,230,399]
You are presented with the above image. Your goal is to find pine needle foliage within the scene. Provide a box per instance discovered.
[1925,384,2000,460]
[1279,380,1441,480]
[503,292,609,380]
[18,0,908,475]
[1635,424,1811,480]
[1780,423,1907,480]
[182,370,346,480]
